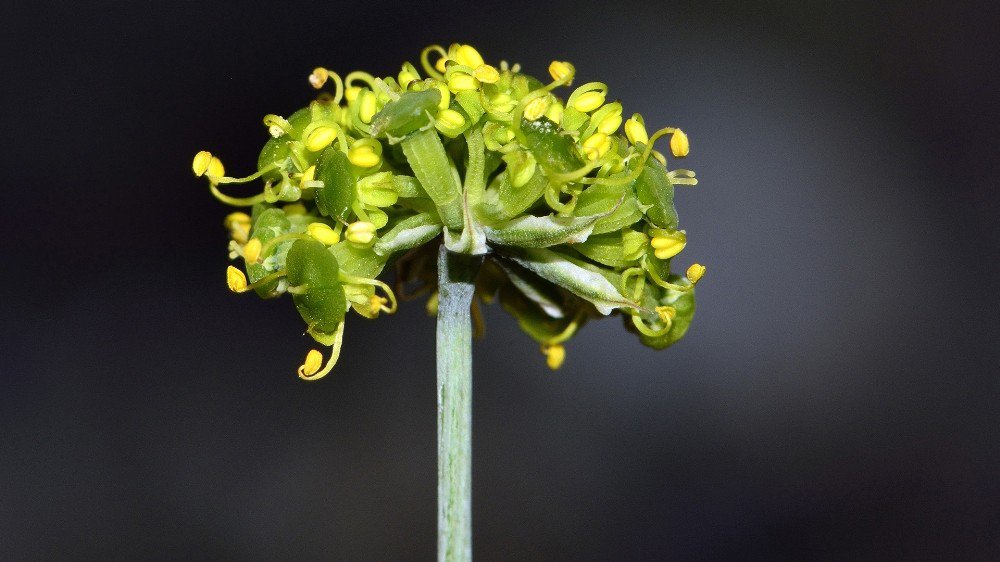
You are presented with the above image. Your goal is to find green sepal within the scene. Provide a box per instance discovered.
[634,159,678,230]
[400,129,464,230]
[574,231,633,269]
[314,147,355,221]
[370,89,441,138]
[484,212,602,248]
[356,172,400,208]
[520,117,584,175]
[476,165,547,224]
[285,239,348,334]
[454,90,485,125]
[247,207,291,297]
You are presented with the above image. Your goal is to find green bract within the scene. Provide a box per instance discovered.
[197,43,705,378]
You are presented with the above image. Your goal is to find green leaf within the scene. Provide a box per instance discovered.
[500,247,636,315]
[475,166,547,224]
[484,213,601,247]
[370,89,441,138]
[314,147,355,221]
[247,208,291,297]
[373,213,443,256]
[285,239,347,334]
[400,129,464,230]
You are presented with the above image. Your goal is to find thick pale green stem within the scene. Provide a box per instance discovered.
[437,245,481,562]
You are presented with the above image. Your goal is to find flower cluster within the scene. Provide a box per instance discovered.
[195,44,704,379]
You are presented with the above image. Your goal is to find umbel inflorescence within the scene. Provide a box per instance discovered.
[194,43,705,380]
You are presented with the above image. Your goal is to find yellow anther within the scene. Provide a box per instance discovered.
[548,60,575,84]
[473,64,499,84]
[348,144,381,168]
[309,67,329,89]
[307,222,341,246]
[581,133,610,161]
[436,108,466,130]
[398,63,419,89]
[305,126,337,152]
[597,111,623,135]
[368,294,389,316]
[670,129,690,158]
[243,238,262,263]
[435,57,448,74]
[572,91,605,113]
[434,82,451,109]
[345,85,361,102]
[650,230,687,260]
[283,203,307,215]
[426,291,439,316]
[686,263,706,284]
[523,96,551,121]
[655,305,677,323]
[455,44,484,69]
[624,114,648,145]
[192,151,213,176]
[226,265,248,293]
[207,157,225,178]
[345,221,376,245]
[447,72,479,93]
[510,157,537,188]
[299,165,316,187]
[544,101,563,124]
[224,212,251,231]
[298,349,323,378]
[358,91,378,123]
[541,343,566,370]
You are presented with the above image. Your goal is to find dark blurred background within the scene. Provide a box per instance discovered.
[2,0,998,559]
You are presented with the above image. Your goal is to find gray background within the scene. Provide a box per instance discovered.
[3,0,998,558]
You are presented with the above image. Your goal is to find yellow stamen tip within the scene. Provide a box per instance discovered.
[523,96,551,121]
[650,230,688,260]
[345,221,376,245]
[686,263,706,284]
[473,64,499,84]
[243,238,262,264]
[455,44,484,69]
[305,126,337,152]
[548,60,575,84]
[670,129,690,158]
[581,132,610,161]
[226,265,248,293]
[192,151,213,176]
[624,115,649,145]
[348,145,381,168]
[542,343,566,370]
[300,165,316,186]
[309,67,329,89]
[298,349,323,378]
[447,72,480,93]
[224,212,251,230]
[307,222,341,246]
[655,305,677,323]
[571,91,605,113]
[359,91,378,123]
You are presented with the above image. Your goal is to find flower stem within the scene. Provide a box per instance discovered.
[436,245,482,562]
